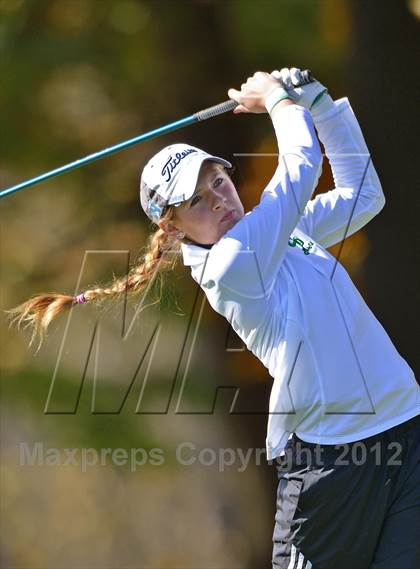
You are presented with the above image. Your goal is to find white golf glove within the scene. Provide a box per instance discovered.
[271,67,329,111]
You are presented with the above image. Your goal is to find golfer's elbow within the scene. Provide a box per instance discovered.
[368,173,386,216]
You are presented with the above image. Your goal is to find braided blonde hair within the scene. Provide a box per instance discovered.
[7,205,184,350]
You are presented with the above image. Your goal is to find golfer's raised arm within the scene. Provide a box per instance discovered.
[205,73,322,297]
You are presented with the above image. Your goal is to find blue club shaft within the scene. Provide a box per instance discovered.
[0,114,197,199]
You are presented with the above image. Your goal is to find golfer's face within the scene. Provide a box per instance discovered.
[173,161,245,245]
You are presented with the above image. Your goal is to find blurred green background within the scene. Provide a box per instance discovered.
[1,1,419,567]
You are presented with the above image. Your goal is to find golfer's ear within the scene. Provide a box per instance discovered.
[158,219,176,235]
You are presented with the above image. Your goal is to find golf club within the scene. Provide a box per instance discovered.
[0,70,314,199]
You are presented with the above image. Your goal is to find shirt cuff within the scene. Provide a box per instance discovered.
[312,96,351,124]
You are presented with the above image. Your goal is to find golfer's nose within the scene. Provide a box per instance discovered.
[211,189,226,210]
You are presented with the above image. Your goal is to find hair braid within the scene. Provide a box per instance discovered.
[7,208,182,351]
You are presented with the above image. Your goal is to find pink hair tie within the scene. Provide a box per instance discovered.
[75,292,87,304]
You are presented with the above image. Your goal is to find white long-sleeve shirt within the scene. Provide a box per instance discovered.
[180,98,420,460]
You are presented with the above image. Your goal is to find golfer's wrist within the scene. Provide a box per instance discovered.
[265,87,294,115]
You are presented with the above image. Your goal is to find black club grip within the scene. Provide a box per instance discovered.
[195,99,238,121]
[194,69,315,122]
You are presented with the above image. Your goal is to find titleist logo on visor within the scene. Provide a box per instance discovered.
[161,148,197,182]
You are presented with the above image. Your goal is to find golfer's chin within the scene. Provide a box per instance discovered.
[189,213,243,246]
[219,210,242,233]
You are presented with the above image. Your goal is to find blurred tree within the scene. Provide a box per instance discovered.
[348,0,420,374]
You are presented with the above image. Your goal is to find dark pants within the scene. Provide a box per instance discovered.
[272,414,420,568]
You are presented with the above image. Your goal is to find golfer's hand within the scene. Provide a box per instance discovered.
[228,71,289,114]
[271,67,328,110]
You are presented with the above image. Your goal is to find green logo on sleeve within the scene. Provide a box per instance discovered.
[288,235,314,255]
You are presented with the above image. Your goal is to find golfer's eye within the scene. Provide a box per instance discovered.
[214,177,223,187]
[190,195,201,207]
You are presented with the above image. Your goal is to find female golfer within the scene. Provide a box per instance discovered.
[10,68,419,568]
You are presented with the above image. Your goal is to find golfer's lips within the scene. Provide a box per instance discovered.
[220,209,235,223]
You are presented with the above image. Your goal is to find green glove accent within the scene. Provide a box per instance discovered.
[310,88,329,109]
[265,87,293,114]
